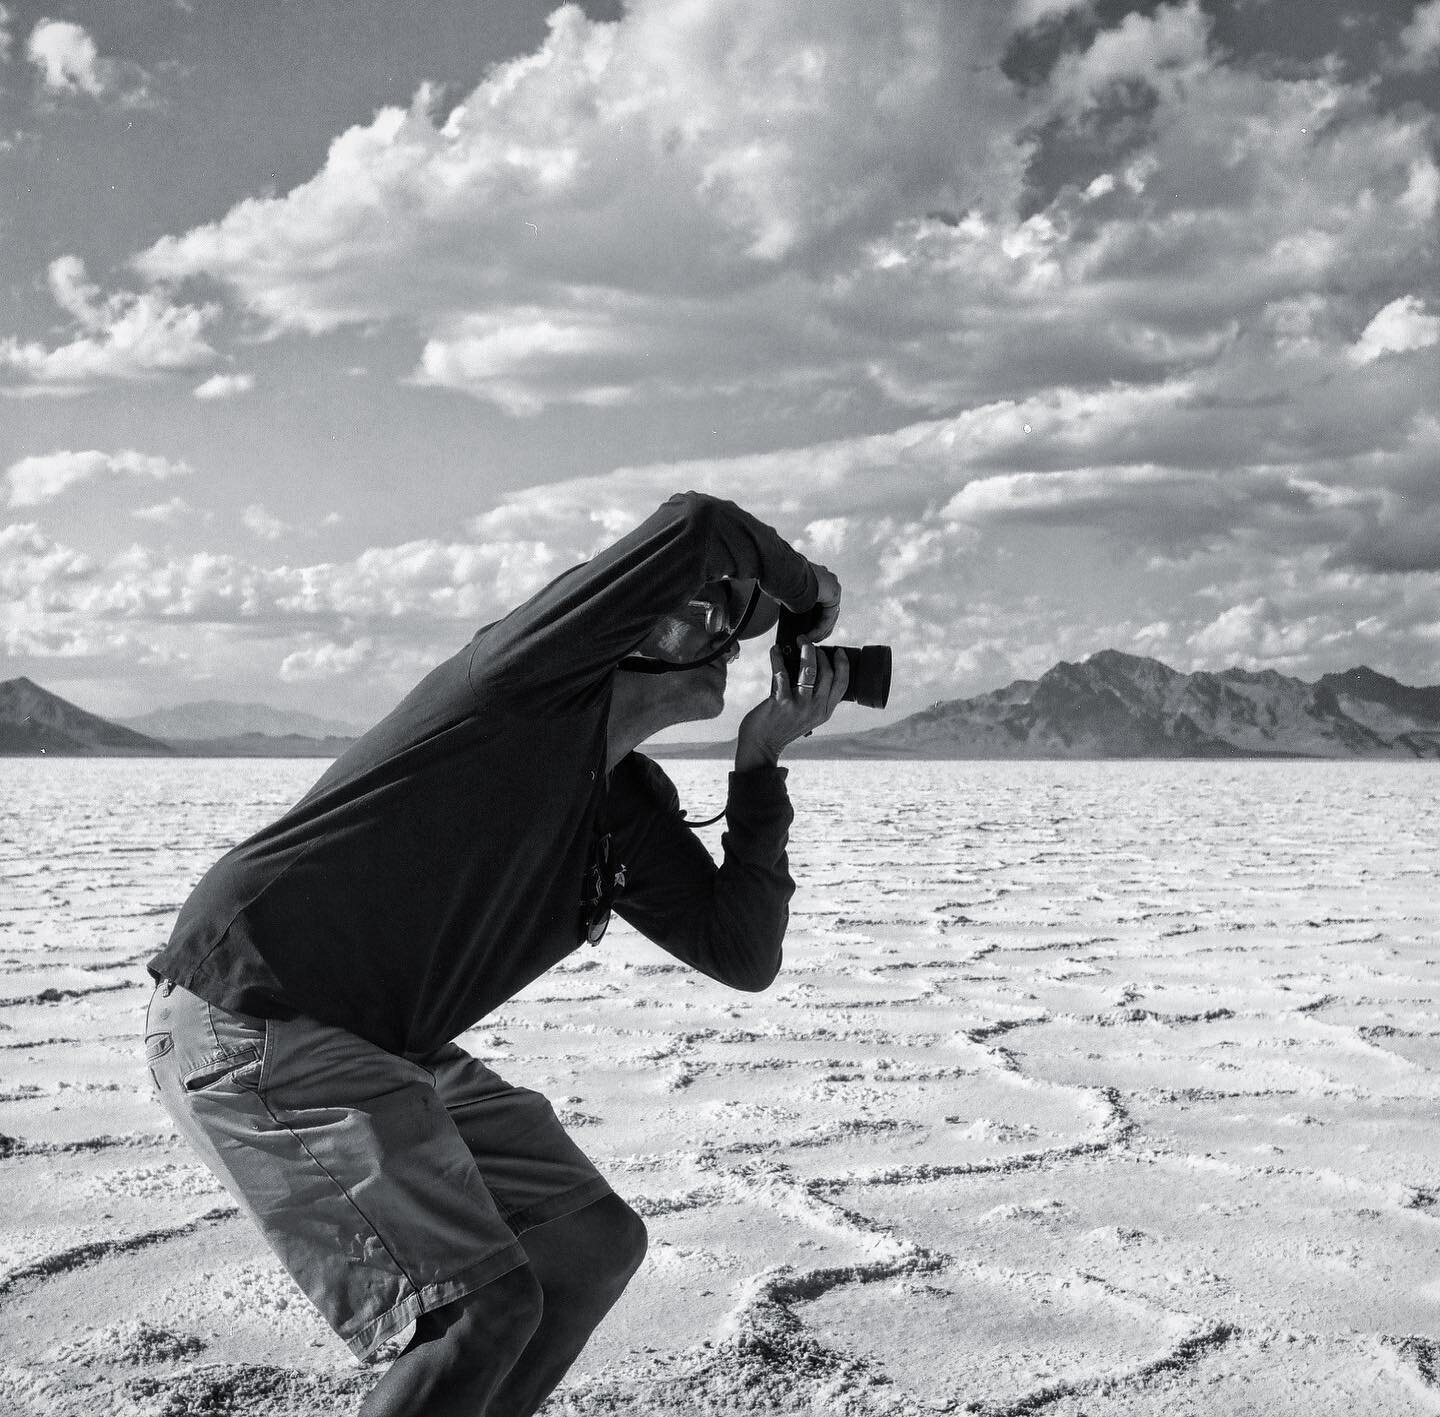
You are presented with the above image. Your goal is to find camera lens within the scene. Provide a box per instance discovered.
[823,644,891,709]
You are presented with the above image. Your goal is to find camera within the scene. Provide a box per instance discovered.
[775,606,892,709]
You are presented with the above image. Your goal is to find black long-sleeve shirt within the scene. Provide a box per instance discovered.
[148,492,818,1056]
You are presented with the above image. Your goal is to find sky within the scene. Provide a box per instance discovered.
[2,0,1438,737]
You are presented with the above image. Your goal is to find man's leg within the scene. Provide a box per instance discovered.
[145,988,544,1392]
[488,1193,648,1417]
[358,1264,544,1417]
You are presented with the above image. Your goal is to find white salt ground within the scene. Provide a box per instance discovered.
[1,757,1438,1415]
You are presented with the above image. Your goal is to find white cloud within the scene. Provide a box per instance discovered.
[0,623,183,665]
[26,18,151,104]
[133,1,1029,411]
[1348,296,1440,366]
[1396,0,1440,71]
[193,371,254,400]
[1013,0,1093,27]
[28,19,104,95]
[1187,594,1341,670]
[0,6,12,65]
[0,257,217,394]
[5,448,191,508]
[65,0,1431,427]
[0,523,94,597]
[279,638,374,681]
[414,307,637,416]
[45,532,554,633]
[1047,0,1212,111]
[241,503,288,541]
[132,496,193,525]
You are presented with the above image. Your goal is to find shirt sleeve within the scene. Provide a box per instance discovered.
[468,491,818,710]
[608,759,794,992]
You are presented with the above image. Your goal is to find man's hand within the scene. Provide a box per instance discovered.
[735,640,849,771]
[781,563,841,643]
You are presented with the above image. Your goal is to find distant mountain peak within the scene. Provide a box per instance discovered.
[0,678,171,757]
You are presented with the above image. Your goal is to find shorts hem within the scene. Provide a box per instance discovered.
[505,1174,614,1236]
[344,1240,530,1363]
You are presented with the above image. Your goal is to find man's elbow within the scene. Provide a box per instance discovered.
[666,489,718,529]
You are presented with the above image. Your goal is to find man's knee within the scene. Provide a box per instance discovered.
[524,1193,648,1306]
[580,1193,647,1298]
[601,1195,648,1288]
[413,1262,544,1364]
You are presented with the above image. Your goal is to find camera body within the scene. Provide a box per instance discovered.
[775,606,892,709]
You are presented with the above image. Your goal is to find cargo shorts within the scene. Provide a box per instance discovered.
[143,979,613,1360]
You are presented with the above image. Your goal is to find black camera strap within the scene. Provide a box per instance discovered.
[680,802,728,829]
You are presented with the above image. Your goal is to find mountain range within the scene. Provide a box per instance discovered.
[763,650,1440,760]
[3,652,1439,758]
[119,700,364,740]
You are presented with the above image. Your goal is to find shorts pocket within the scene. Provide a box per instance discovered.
[183,1043,263,1092]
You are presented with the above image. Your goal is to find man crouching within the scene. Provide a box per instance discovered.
[143,492,847,1416]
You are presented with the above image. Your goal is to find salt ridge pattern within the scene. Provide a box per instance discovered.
[0,758,1438,1415]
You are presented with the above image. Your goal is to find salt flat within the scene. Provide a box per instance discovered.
[1,758,1438,1416]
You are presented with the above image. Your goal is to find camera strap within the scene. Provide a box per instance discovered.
[680,802,728,829]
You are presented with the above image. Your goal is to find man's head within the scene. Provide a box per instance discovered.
[626,579,779,669]
[607,579,780,761]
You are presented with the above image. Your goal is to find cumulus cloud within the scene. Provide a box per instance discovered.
[1013,0,1093,26]
[115,0,1437,430]
[280,637,374,681]
[1348,296,1440,366]
[45,533,553,633]
[0,257,217,394]
[1187,596,1325,667]
[1396,0,1440,71]
[193,371,254,400]
[1045,0,1211,111]
[5,448,191,508]
[131,497,193,525]
[133,1,1029,412]
[0,523,94,597]
[241,503,289,541]
[26,18,152,105]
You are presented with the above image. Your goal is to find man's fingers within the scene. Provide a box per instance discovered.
[769,646,788,702]
[795,640,818,695]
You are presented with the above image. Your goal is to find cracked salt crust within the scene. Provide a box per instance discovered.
[2,758,1439,1414]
